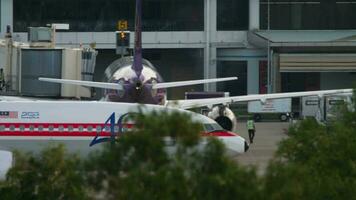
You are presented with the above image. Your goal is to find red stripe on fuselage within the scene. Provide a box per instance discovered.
[0,131,111,137]
[0,123,238,137]
[0,123,134,129]
[201,131,237,137]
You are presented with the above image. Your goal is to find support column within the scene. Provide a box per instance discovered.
[1,0,13,35]
[274,53,281,92]
[204,0,217,92]
[271,51,280,93]
[209,47,217,92]
[247,60,259,94]
[249,0,260,30]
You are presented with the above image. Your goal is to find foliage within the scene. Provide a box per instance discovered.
[4,91,355,200]
[86,110,260,200]
[0,145,87,200]
[263,90,356,200]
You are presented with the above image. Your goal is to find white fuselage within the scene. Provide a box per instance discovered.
[0,100,247,156]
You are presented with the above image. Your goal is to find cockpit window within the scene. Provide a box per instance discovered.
[203,123,224,132]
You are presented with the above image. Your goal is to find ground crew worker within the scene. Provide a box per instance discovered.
[0,68,4,91]
[246,118,256,144]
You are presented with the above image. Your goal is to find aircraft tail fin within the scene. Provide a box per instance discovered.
[132,0,143,76]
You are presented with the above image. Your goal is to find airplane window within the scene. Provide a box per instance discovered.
[204,124,214,132]
[10,125,15,131]
[0,125,5,131]
[59,126,64,132]
[49,125,54,131]
[68,126,74,132]
[29,125,34,131]
[114,125,119,133]
[203,123,224,132]
[79,126,84,132]
[104,126,110,132]
[87,126,93,132]
[96,125,102,132]
[38,126,44,131]
[20,125,25,132]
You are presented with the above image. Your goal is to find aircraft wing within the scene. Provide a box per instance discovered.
[167,89,354,109]
[0,95,34,101]
[39,78,123,91]
[152,77,237,89]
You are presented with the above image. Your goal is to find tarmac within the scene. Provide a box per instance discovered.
[233,122,290,175]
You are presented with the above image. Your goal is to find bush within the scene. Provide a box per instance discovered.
[86,110,261,200]
[263,90,356,200]
[0,145,87,200]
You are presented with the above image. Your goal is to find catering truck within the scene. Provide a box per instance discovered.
[248,98,292,122]
[301,94,353,122]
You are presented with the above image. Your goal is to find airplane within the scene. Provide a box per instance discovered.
[38,0,353,131]
[0,0,248,180]
[0,0,353,179]
[0,100,248,180]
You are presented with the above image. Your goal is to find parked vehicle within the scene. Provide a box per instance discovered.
[248,98,292,122]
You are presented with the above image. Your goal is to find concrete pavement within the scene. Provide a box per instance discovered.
[233,122,290,175]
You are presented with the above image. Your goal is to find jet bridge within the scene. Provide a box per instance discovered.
[0,26,97,99]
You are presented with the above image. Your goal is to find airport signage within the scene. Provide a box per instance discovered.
[117,20,128,31]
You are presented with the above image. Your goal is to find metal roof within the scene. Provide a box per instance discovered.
[248,30,356,47]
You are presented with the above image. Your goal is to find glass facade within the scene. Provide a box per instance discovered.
[14,0,204,32]
[217,0,249,30]
[217,61,247,96]
[281,72,320,92]
[260,0,356,30]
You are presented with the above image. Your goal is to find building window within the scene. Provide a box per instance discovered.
[260,0,356,30]
[13,0,204,32]
[217,61,247,96]
[217,0,249,30]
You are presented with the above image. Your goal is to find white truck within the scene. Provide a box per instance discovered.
[248,98,292,122]
[301,94,353,122]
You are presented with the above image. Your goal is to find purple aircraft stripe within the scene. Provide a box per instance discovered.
[133,0,143,77]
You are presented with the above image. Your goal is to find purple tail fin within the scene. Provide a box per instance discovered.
[132,0,143,77]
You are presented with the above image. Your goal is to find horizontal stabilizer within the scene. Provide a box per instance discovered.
[152,77,238,89]
[38,78,123,91]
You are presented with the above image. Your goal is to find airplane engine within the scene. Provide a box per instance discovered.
[0,150,13,180]
[207,105,237,131]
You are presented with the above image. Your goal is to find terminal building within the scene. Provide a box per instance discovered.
[1,0,356,99]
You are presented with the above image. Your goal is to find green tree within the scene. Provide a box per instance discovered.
[0,145,87,200]
[86,109,261,200]
[263,90,356,200]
